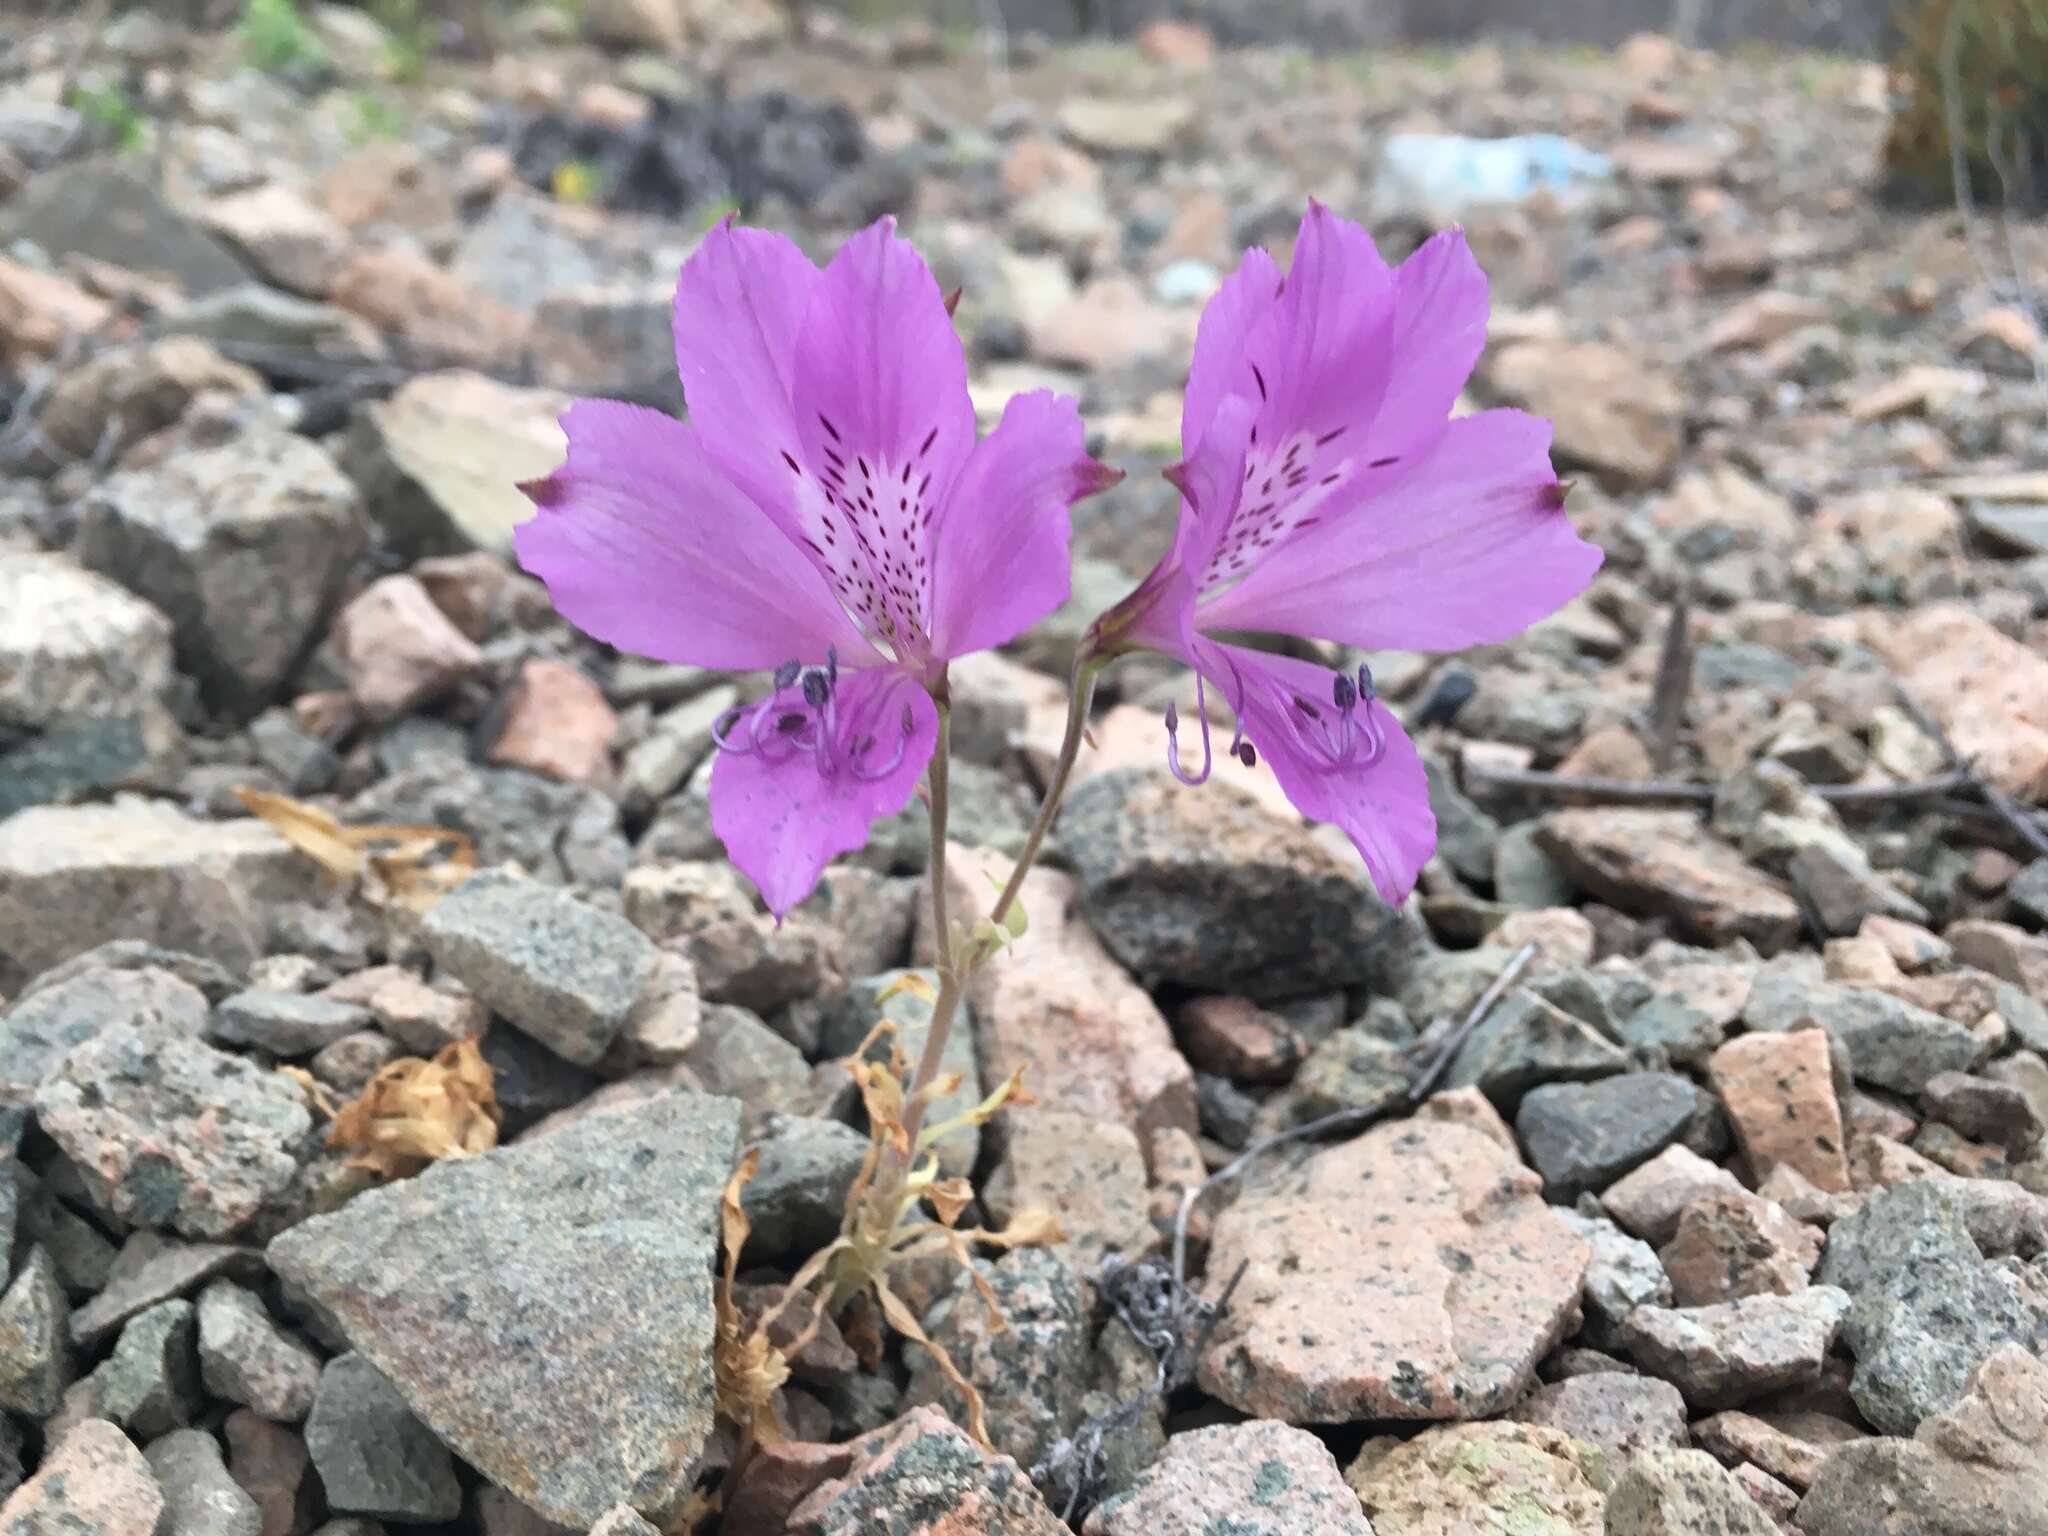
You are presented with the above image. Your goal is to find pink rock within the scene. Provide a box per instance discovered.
[1536,809,1803,953]
[1602,1144,1749,1244]
[224,1410,312,1536]
[330,249,527,370]
[931,848,1197,1147]
[413,552,513,642]
[1414,1085,1519,1154]
[1085,1420,1368,1536]
[1868,607,2048,799]
[202,185,351,298]
[321,966,485,1054]
[1709,1030,1852,1193]
[488,658,617,784]
[333,574,485,723]
[1693,1408,1864,1492]
[1659,1190,1823,1306]
[1197,1120,1588,1420]
[1945,919,2048,1004]
[0,1418,163,1536]
[1173,996,1303,1083]
[984,1108,1154,1272]
[1485,907,1597,967]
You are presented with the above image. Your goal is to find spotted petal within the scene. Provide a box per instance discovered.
[513,401,870,672]
[709,667,938,919]
[1190,410,1603,652]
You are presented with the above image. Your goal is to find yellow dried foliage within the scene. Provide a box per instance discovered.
[236,788,475,914]
[288,1038,500,1179]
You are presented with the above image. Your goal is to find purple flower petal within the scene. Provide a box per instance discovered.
[1375,226,1491,457]
[672,220,820,534]
[1190,409,1604,651]
[709,666,938,919]
[514,401,871,671]
[928,389,1117,660]
[1190,635,1436,907]
[781,218,979,661]
[1180,244,1282,456]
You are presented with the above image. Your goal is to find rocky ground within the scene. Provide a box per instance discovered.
[4,4,2048,1535]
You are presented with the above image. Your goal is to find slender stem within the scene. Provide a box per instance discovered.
[896,703,957,1155]
[989,650,1103,931]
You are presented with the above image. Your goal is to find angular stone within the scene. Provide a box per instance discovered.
[1744,965,1987,1095]
[623,863,830,1015]
[1659,1191,1821,1307]
[211,993,373,1058]
[331,576,484,724]
[1707,1029,1851,1193]
[1617,963,1749,1067]
[342,371,567,560]
[34,1024,311,1239]
[1556,1211,1672,1350]
[1868,606,2048,800]
[0,552,175,736]
[1088,1420,1369,1536]
[487,658,616,785]
[0,1246,72,1415]
[198,1282,320,1423]
[906,1247,1089,1473]
[1058,770,1403,998]
[0,163,252,296]
[1922,1069,2045,1157]
[1691,1409,1862,1492]
[1,966,210,1102]
[1446,987,1630,1107]
[0,802,322,993]
[1198,1120,1588,1420]
[1619,1288,1850,1410]
[1509,1373,1688,1474]
[738,1113,867,1260]
[1603,1448,1777,1536]
[222,1412,312,1536]
[1173,996,1304,1083]
[1516,1072,1718,1198]
[146,1430,260,1536]
[303,1355,460,1524]
[1347,1421,1607,1536]
[76,432,362,716]
[1536,810,1802,953]
[1488,339,1681,491]
[1255,1028,1408,1136]
[268,1096,740,1526]
[420,870,659,1067]
[318,968,483,1056]
[70,1231,259,1348]
[201,185,348,297]
[983,1109,1154,1275]
[101,1300,203,1437]
[1597,1146,1744,1253]
[1795,1343,2048,1536]
[787,1406,1064,1535]
[0,1417,163,1536]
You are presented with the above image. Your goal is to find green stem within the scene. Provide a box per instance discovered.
[896,700,956,1154]
[987,648,1104,935]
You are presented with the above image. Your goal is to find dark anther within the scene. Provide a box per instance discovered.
[773,660,801,690]
[1356,662,1377,701]
[900,704,916,733]
[1332,673,1358,711]
[1164,700,1180,733]
[802,670,831,709]
[1368,455,1401,469]
[1237,741,1258,767]
[1294,695,1321,721]
[826,646,839,683]
[775,712,806,733]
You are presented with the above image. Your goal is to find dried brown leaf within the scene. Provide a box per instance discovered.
[874,1277,992,1449]
[325,1037,499,1179]
[236,789,475,914]
[714,1148,789,1448]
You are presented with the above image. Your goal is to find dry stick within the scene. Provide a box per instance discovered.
[1169,940,1539,1287]
[1893,685,2048,863]
[1648,593,1693,774]
[1461,765,1978,807]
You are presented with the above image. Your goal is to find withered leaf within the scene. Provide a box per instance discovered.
[323,1037,500,1179]
[236,788,475,914]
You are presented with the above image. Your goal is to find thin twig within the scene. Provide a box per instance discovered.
[1893,685,2048,862]
[1648,594,1692,773]
[1403,940,1539,1104]
[1462,764,1977,807]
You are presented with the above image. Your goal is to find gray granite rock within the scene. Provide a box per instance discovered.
[1620,1287,1851,1410]
[1743,965,1985,1094]
[740,1113,868,1260]
[1084,1419,1370,1536]
[1516,1072,1721,1198]
[101,1299,204,1437]
[419,870,658,1067]
[70,1231,262,1348]
[1,966,210,1102]
[1058,769,1403,999]
[1557,1211,1674,1351]
[34,1024,311,1239]
[1446,987,1630,1108]
[145,1430,262,1536]
[304,1354,461,1524]
[0,1245,72,1415]
[210,993,373,1058]
[821,969,982,1177]
[268,1096,740,1526]
[198,1282,320,1423]
[1604,1447,1778,1536]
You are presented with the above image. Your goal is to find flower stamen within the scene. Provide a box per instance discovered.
[1163,675,1214,787]
[713,654,916,782]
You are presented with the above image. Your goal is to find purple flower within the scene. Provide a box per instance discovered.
[515,218,1116,917]
[1098,204,1603,906]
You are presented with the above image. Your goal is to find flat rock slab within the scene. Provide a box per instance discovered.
[1536,809,1802,954]
[787,1406,1066,1536]
[1085,1420,1370,1536]
[1197,1120,1589,1420]
[1347,1420,1609,1535]
[267,1094,740,1526]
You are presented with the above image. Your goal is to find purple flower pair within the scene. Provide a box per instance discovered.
[516,205,1602,918]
